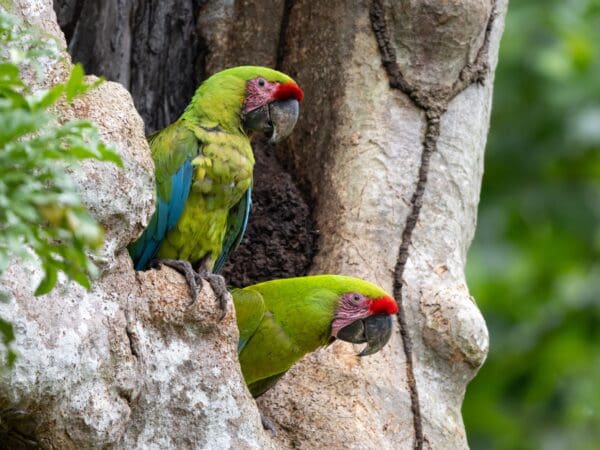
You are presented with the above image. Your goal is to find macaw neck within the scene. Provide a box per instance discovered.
[183,76,246,135]
[260,286,340,352]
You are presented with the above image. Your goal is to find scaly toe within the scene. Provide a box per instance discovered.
[205,274,230,319]
[153,259,200,305]
[261,415,277,435]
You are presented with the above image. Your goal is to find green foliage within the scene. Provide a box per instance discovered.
[0,11,121,366]
[464,1,600,449]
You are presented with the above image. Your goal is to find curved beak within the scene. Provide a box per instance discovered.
[243,99,300,143]
[336,314,393,357]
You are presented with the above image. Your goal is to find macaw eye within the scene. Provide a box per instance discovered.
[352,294,362,302]
[258,78,266,87]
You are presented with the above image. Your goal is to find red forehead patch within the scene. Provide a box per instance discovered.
[274,81,304,102]
[368,295,399,315]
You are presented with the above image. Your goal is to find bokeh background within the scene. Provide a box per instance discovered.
[463,1,600,449]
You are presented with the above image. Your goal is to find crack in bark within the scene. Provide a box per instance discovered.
[125,325,140,359]
[451,5,498,98]
[116,282,142,410]
[369,1,498,448]
[275,0,295,70]
[125,291,140,360]
[393,114,439,450]
[60,0,85,43]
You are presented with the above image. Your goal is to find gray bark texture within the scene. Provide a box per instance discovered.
[0,0,507,448]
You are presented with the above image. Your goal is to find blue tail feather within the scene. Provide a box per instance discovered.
[128,159,194,270]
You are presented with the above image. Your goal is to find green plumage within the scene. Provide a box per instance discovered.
[231,275,390,397]
[151,125,252,264]
[129,66,296,270]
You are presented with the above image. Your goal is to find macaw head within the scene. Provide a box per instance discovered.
[242,71,303,143]
[331,290,398,356]
[192,66,303,142]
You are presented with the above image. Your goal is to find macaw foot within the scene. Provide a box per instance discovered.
[260,414,277,435]
[151,259,229,318]
[196,270,229,320]
[152,259,201,305]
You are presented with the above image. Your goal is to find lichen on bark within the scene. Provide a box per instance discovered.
[1,2,272,448]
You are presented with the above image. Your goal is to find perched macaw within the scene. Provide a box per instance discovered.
[128,66,303,307]
[232,275,398,398]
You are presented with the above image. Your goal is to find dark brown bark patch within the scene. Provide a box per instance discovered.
[53,0,207,134]
[221,139,319,287]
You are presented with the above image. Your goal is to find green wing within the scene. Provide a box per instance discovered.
[232,282,346,398]
[247,373,286,398]
[128,121,200,269]
[213,184,252,273]
[231,288,266,353]
[150,121,200,201]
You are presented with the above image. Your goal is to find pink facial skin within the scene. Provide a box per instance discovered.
[330,292,399,337]
[243,77,304,113]
[331,293,372,337]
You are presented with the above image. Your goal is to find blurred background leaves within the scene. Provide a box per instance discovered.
[463,0,600,449]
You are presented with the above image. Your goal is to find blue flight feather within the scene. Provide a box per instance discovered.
[237,338,248,353]
[167,160,193,229]
[129,159,193,270]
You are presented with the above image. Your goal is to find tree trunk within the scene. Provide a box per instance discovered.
[1,0,507,448]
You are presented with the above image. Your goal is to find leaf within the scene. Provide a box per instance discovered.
[0,318,16,368]
[66,267,91,290]
[65,63,85,101]
[0,318,15,345]
[0,109,46,147]
[88,76,104,92]
[64,64,103,102]
[98,143,123,167]
[0,250,8,273]
[0,12,119,317]
[34,263,58,296]
[33,83,65,110]
[66,145,101,160]
[0,63,21,83]
[5,350,16,367]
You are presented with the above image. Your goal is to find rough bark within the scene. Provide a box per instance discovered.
[254,1,504,447]
[1,0,507,448]
[1,2,272,449]
[54,0,207,134]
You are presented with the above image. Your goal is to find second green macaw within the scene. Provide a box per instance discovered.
[232,275,398,397]
[128,66,303,306]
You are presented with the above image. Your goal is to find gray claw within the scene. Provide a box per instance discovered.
[261,414,277,435]
[154,259,200,305]
[195,269,230,319]
[206,274,229,320]
[152,259,229,316]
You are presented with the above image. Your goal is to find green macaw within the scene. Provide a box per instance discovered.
[232,275,398,397]
[128,66,303,307]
